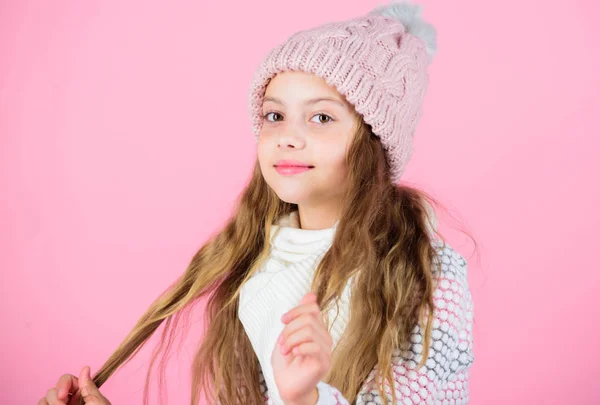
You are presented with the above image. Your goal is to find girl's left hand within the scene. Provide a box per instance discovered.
[272,292,333,405]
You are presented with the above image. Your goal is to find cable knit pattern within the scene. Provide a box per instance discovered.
[247,7,432,183]
[237,210,474,405]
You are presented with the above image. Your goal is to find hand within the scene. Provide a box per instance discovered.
[37,366,111,405]
[272,292,333,405]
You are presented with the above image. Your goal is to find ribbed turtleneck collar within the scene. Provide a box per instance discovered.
[268,211,339,262]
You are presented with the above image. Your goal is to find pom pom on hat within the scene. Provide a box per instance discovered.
[368,1,437,61]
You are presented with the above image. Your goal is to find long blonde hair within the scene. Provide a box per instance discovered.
[81,114,476,405]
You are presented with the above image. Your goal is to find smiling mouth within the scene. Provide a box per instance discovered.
[273,165,315,168]
[274,165,314,175]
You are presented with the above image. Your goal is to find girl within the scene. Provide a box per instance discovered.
[40,1,476,404]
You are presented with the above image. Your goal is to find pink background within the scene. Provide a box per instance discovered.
[1,1,599,404]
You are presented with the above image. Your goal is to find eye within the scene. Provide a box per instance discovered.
[263,112,283,122]
[262,111,335,124]
[310,113,334,124]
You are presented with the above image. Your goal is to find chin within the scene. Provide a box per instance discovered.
[272,189,306,205]
[268,182,312,205]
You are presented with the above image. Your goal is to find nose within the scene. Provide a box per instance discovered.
[277,128,306,149]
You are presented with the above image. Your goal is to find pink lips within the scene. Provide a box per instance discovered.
[274,159,314,176]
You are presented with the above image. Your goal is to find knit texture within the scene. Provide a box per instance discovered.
[238,210,475,404]
[247,2,434,183]
[238,211,347,404]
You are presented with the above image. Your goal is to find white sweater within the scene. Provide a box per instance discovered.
[238,210,474,405]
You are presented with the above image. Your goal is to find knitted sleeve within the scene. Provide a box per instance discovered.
[259,242,475,405]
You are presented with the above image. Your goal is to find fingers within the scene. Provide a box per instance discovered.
[279,315,332,356]
[44,387,66,405]
[67,391,81,405]
[66,391,82,405]
[79,366,109,404]
[40,372,84,405]
[291,341,322,357]
[292,341,331,373]
[300,292,316,304]
[280,292,331,346]
[281,292,319,324]
[278,292,333,364]
[56,374,79,402]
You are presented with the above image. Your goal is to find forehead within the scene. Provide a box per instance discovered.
[263,71,349,106]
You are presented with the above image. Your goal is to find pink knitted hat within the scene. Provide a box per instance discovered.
[247,1,437,183]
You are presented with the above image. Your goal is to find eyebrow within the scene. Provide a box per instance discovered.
[263,96,347,109]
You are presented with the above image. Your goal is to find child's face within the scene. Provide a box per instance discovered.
[257,71,358,213]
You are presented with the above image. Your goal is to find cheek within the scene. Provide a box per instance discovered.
[257,139,270,164]
[319,148,348,181]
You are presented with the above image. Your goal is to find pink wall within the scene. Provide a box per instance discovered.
[2,1,599,404]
